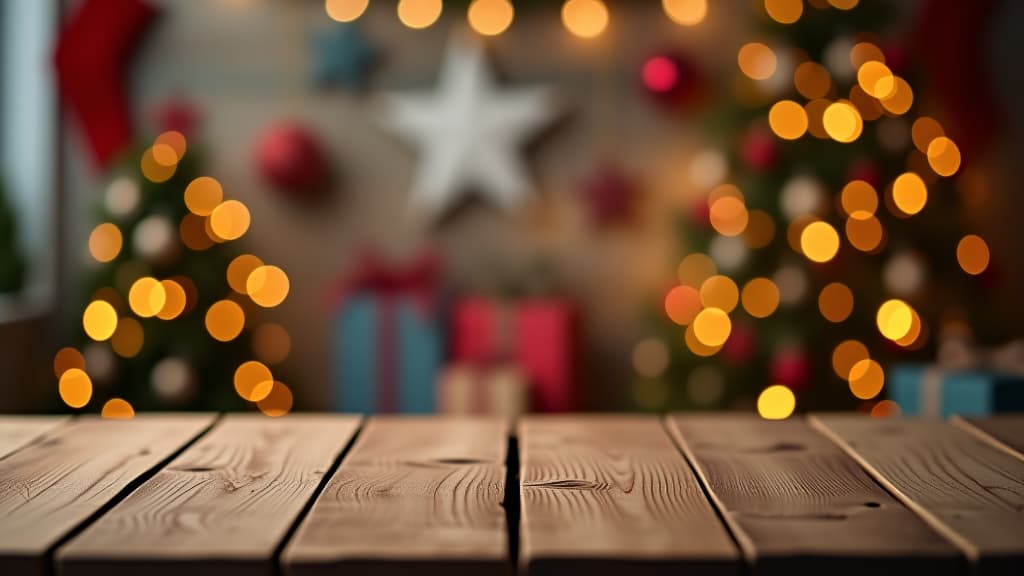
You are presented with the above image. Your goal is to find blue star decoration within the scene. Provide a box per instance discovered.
[311,23,376,91]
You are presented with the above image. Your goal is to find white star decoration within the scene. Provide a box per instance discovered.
[380,33,559,218]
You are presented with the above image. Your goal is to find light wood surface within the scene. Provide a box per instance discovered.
[955,415,1024,460]
[812,414,1024,575]
[519,415,738,576]
[0,414,214,575]
[282,416,509,576]
[57,414,361,576]
[670,415,960,576]
[0,415,69,459]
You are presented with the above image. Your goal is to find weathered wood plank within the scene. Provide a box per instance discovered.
[519,415,738,576]
[57,414,361,576]
[0,415,69,459]
[669,415,960,576]
[0,414,214,575]
[812,414,1024,575]
[282,416,509,576]
[954,415,1024,460]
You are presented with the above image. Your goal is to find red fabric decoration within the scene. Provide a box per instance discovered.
[770,346,811,390]
[324,250,440,313]
[254,122,330,198]
[54,0,157,169]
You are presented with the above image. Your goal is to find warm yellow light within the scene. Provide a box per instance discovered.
[894,308,922,348]
[246,265,290,308]
[53,347,85,378]
[849,42,885,69]
[468,0,514,36]
[804,98,830,139]
[891,172,927,215]
[764,0,802,24]
[83,300,118,341]
[757,384,795,420]
[253,323,292,365]
[848,358,884,399]
[561,0,609,39]
[140,147,175,183]
[325,0,368,22]
[677,253,717,286]
[912,116,944,153]
[709,196,749,237]
[793,61,831,99]
[857,61,895,99]
[209,200,251,241]
[184,177,224,216]
[870,399,900,418]
[822,101,862,143]
[768,100,808,140]
[398,0,443,29]
[88,223,123,263]
[957,234,990,275]
[258,381,294,417]
[633,337,669,378]
[879,77,913,115]
[59,368,92,409]
[684,324,722,357]
[154,130,187,162]
[234,360,275,402]
[818,282,853,323]
[828,0,859,9]
[692,307,731,347]
[151,143,178,167]
[926,136,961,177]
[799,221,840,263]
[205,299,246,342]
[708,183,744,203]
[111,317,144,358]
[845,215,883,252]
[741,277,780,318]
[156,279,187,320]
[227,254,264,294]
[128,277,167,318]
[743,210,776,249]
[877,299,914,341]
[180,213,215,251]
[700,275,739,313]
[665,284,702,326]
[101,398,135,419]
[840,180,878,218]
[737,42,777,80]
[662,0,706,26]
[832,339,869,379]
[848,85,884,121]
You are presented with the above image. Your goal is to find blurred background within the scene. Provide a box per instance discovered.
[2,0,1023,419]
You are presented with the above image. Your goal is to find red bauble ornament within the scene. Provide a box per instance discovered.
[254,122,330,198]
[582,164,635,227]
[770,346,811,390]
[640,52,702,108]
[722,323,756,364]
[689,197,711,229]
[739,126,779,173]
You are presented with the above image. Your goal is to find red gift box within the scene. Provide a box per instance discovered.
[451,298,575,412]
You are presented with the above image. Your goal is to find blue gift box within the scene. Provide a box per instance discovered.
[332,292,440,413]
[888,363,1024,418]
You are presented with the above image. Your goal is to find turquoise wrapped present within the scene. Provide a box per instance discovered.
[888,363,1024,418]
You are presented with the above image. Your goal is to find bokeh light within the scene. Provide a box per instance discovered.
[757,384,795,420]
[876,299,914,341]
[804,98,830,139]
[128,277,167,318]
[677,253,717,286]
[206,299,246,342]
[247,265,290,307]
[685,324,723,357]
[848,85,884,121]
[234,360,275,402]
[738,42,777,80]
[799,221,840,263]
[891,172,927,215]
[822,101,862,143]
[59,368,93,409]
[700,275,739,313]
[848,358,884,399]
[832,339,869,379]
[849,41,885,69]
[398,0,443,29]
[154,131,187,162]
[227,254,264,294]
[88,223,123,263]
[956,234,990,275]
[156,279,188,320]
[253,323,291,365]
[879,77,913,115]
[665,284,702,325]
[793,61,831,99]
[894,307,923,348]
[870,399,901,418]
[818,282,853,323]
[632,337,670,378]
[101,398,135,419]
[180,213,216,251]
[692,307,731,347]
[111,317,144,358]
[325,0,368,22]
[926,136,961,177]
[468,0,514,36]
[140,147,175,183]
[840,180,878,218]
[828,0,859,9]
[709,196,749,236]
[209,200,251,241]
[662,0,706,26]
[184,177,224,216]
[768,100,808,140]
[844,214,883,252]
[83,300,118,341]
[53,347,86,378]
[911,116,944,153]
[561,0,609,39]
[741,277,780,318]
[764,0,802,24]
[743,210,776,249]
[856,61,895,99]
[642,56,680,94]
[258,381,294,417]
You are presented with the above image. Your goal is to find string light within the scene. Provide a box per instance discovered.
[227,254,264,294]
[709,196,749,236]
[849,42,885,69]
[53,347,85,378]
[247,265,290,308]
[184,177,223,216]
[832,339,869,379]
[128,277,167,318]
[685,324,722,356]
[870,399,900,418]
[741,277,780,318]
[822,101,862,143]
[891,172,927,215]
[665,284,702,326]
[156,279,188,320]
[562,0,609,39]
[253,323,291,365]
[848,358,884,399]
[209,200,251,241]
[956,235,990,275]
[205,300,246,342]
[83,300,118,341]
[840,180,878,218]
[111,317,144,358]
[793,61,831,99]
[768,100,808,140]
[844,214,883,252]
[757,384,795,420]
[926,136,961,177]
[140,147,175,183]
[743,210,776,248]
[468,0,514,36]
[398,0,443,29]
[59,368,93,409]
[857,61,895,99]
[692,308,731,347]
[799,221,840,263]
[737,42,777,80]
[100,398,135,419]
[764,0,802,24]
[154,131,187,162]
[911,117,944,153]
[879,77,913,115]
[88,223,123,263]
[234,361,275,402]
[258,381,294,417]
[325,0,368,22]
[876,299,914,341]
[662,0,707,26]
[818,282,854,323]
[677,253,717,286]
[700,275,739,313]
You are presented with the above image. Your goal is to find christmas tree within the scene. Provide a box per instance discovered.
[636,0,1001,417]
[53,131,294,417]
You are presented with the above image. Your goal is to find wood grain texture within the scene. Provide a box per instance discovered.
[669,415,960,576]
[282,416,509,576]
[0,415,69,459]
[57,414,362,576]
[955,415,1024,459]
[812,414,1024,576]
[0,414,214,576]
[519,415,739,576]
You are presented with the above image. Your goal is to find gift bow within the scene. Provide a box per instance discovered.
[325,250,440,313]
[939,337,1024,376]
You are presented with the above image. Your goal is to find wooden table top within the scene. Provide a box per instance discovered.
[0,413,1021,576]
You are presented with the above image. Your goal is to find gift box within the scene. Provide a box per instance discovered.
[436,363,529,420]
[328,253,441,413]
[451,298,575,412]
[888,364,1024,418]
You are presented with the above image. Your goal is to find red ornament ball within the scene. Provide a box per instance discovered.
[641,52,702,108]
[722,322,756,364]
[740,126,779,172]
[254,122,330,197]
[770,346,811,390]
